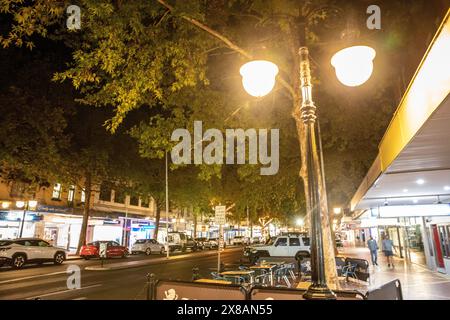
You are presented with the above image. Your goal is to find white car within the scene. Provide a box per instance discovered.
[244,235,311,263]
[231,236,248,246]
[0,238,67,269]
[131,239,165,255]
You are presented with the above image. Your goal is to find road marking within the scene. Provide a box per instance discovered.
[25,284,102,300]
[0,271,67,285]
[72,297,87,300]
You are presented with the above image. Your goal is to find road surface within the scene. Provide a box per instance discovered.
[0,247,244,300]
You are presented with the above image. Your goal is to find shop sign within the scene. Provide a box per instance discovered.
[0,211,43,222]
[37,205,71,214]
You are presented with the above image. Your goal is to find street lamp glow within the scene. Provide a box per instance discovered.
[296,218,304,226]
[331,46,376,87]
[1,202,10,209]
[15,201,25,209]
[333,207,342,215]
[28,200,38,209]
[240,60,279,97]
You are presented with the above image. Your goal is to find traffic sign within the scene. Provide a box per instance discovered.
[215,206,226,225]
[99,242,107,258]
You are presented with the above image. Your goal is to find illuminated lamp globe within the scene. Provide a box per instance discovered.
[240,60,279,97]
[331,46,376,87]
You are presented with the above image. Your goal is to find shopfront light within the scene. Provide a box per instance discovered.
[15,201,25,209]
[331,46,376,87]
[240,60,279,97]
[1,202,10,209]
[28,200,38,209]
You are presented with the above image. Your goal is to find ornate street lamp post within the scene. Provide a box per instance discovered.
[240,44,375,300]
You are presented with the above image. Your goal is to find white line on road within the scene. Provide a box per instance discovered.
[0,270,67,285]
[72,297,87,300]
[25,284,103,300]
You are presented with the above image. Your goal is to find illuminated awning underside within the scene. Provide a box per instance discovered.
[351,10,450,216]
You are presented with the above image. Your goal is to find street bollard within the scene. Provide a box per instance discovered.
[146,273,156,300]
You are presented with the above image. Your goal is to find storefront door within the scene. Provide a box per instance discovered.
[431,224,445,268]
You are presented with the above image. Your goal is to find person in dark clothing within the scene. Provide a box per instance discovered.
[367,236,379,266]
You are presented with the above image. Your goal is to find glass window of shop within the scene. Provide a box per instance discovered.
[93,225,122,243]
[52,183,62,200]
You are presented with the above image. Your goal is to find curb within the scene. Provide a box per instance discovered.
[84,247,243,272]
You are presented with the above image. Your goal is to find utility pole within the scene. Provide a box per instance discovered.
[165,151,170,259]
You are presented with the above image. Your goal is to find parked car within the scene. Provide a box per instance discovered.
[207,238,221,249]
[250,237,262,244]
[195,238,209,250]
[0,238,67,269]
[167,232,198,252]
[80,241,129,260]
[230,236,248,246]
[244,235,311,264]
[131,239,165,255]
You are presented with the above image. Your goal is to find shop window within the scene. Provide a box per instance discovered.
[141,196,150,208]
[114,189,125,204]
[68,185,75,203]
[130,195,139,206]
[99,183,112,202]
[52,183,62,200]
[81,189,86,203]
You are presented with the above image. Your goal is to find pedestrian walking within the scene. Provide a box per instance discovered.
[382,235,395,268]
[367,236,378,266]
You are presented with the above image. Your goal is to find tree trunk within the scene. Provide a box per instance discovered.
[76,173,91,255]
[193,213,198,238]
[154,202,161,239]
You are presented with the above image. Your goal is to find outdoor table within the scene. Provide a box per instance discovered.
[258,260,286,267]
[296,281,311,290]
[219,270,255,285]
[194,279,232,285]
[250,264,277,286]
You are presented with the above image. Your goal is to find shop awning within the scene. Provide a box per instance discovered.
[351,10,450,218]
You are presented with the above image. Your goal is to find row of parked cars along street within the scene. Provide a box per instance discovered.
[0,232,255,269]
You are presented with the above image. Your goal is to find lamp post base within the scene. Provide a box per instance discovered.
[303,284,337,300]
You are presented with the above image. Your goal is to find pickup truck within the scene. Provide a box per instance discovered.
[244,235,311,264]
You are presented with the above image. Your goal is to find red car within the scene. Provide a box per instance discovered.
[80,241,129,260]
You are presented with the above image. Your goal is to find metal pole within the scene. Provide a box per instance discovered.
[165,152,170,259]
[297,47,336,300]
[19,202,28,238]
[218,224,222,272]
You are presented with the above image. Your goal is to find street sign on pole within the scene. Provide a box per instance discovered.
[215,205,226,225]
[99,242,107,268]
[99,242,107,258]
[215,205,227,272]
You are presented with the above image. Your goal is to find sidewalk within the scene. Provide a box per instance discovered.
[339,247,450,300]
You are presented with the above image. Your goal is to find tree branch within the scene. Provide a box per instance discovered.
[155,0,295,98]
